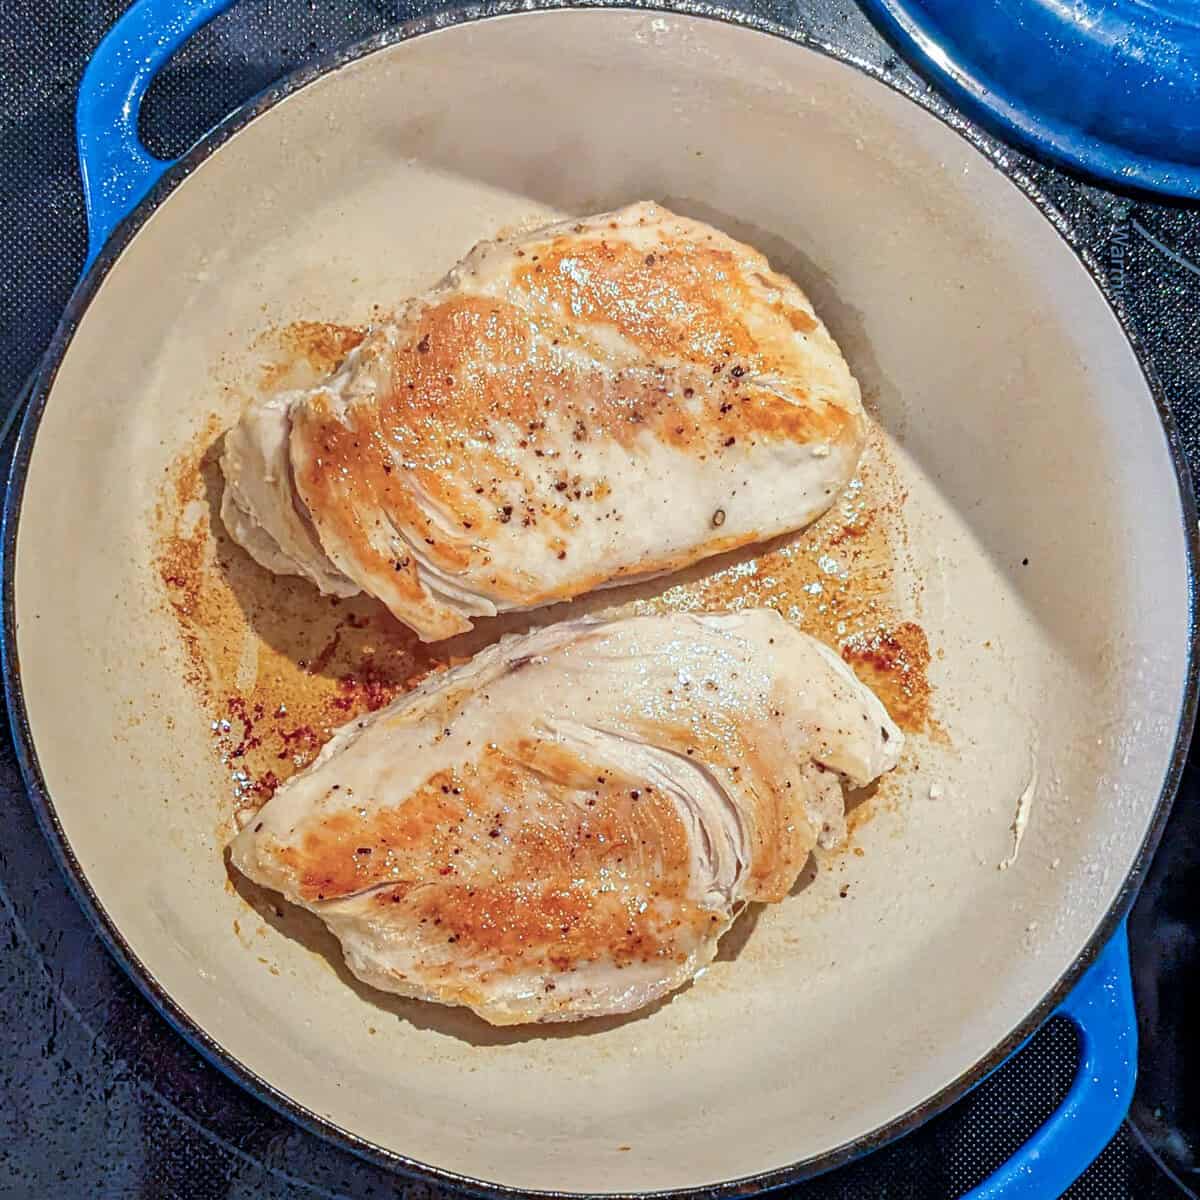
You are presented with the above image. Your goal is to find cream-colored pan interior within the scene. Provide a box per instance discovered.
[11,10,1193,1194]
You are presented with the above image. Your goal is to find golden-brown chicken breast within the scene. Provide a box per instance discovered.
[220,202,866,641]
[229,610,902,1025]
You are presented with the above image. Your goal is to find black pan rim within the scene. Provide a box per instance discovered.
[3,2,1197,1196]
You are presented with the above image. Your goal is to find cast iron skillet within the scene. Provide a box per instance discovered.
[3,1,1197,1196]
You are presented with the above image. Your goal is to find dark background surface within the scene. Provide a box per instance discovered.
[0,2,1198,1197]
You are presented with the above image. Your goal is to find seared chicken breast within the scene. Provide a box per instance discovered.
[221,203,866,641]
[230,610,902,1025]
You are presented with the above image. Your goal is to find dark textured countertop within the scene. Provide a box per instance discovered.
[1,2,1197,1196]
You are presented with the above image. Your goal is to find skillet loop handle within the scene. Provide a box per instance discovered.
[962,926,1137,1200]
[76,0,236,270]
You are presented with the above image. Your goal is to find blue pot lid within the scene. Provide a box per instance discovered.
[858,0,1200,199]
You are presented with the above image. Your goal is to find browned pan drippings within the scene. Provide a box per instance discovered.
[154,322,935,834]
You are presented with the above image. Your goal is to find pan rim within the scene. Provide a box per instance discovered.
[4,2,1197,1195]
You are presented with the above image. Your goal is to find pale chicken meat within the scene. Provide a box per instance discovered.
[230,610,902,1025]
[220,203,866,641]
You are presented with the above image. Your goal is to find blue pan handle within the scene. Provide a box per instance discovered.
[70,5,1140,1196]
[75,0,235,270]
[0,0,233,445]
[962,925,1137,1199]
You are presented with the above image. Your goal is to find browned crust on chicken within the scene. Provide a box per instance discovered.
[241,204,867,640]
